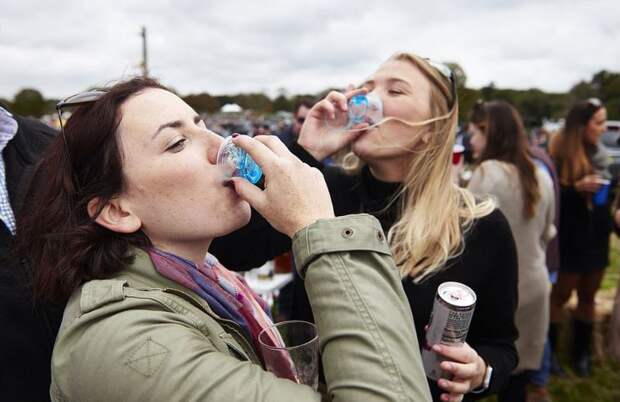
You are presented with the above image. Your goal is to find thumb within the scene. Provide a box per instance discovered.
[229,178,267,210]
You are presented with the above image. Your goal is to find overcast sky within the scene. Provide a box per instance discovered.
[1,0,618,99]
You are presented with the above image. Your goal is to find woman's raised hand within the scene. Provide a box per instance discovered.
[297,86,368,161]
[230,135,334,237]
[575,174,602,193]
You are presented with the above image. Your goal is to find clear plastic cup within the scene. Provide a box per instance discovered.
[258,320,319,390]
[325,93,383,133]
[217,136,262,184]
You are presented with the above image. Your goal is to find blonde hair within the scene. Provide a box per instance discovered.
[339,52,494,282]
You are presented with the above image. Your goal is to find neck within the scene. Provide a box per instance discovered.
[152,239,212,266]
[368,157,409,183]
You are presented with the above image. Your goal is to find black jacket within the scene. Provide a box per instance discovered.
[0,115,61,402]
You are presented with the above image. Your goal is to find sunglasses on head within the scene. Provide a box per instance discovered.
[424,58,457,110]
[56,90,106,174]
[587,98,602,108]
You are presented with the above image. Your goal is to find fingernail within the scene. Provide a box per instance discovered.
[232,133,239,138]
[433,345,442,352]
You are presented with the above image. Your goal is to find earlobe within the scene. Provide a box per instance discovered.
[87,197,141,234]
[422,132,431,143]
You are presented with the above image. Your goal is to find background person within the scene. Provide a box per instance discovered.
[468,100,556,402]
[277,99,313,146]
[548,98,611,377]
[0,105,60,402]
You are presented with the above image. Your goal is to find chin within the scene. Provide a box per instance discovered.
[351,139,375,161]
[230,201,252,229]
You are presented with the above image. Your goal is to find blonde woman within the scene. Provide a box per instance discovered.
[213,52,519,402]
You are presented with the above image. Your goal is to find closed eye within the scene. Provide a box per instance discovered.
[166,138,187,152]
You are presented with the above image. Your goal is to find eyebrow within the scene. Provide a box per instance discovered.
[152,115,202,140]
[363,78,411,88]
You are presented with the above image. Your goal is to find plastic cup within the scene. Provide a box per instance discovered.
[325,93,383,133]
[258,320,319,390]
[593,179,611,206]
[452,144,465,165]
[216,136,262,184]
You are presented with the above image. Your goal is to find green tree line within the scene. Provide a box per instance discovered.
[2,66,619,127]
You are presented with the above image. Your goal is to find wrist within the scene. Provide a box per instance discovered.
[472,356,487,389]
[298,139,327,161]
[470,357,493,394]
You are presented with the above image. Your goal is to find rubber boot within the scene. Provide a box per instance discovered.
[572,319,593,377]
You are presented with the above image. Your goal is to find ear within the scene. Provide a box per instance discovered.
[421,130,432,144]
[87,197,142,234]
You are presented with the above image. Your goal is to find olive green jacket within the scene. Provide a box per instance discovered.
[50,214,431,401]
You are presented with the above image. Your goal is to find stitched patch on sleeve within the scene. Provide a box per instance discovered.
[124,336,170,378]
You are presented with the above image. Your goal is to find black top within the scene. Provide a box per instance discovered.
[210,142,519,400]
[554,143,614,273]
[557,184,612,273]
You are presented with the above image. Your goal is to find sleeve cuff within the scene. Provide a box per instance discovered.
[289,141,324,170]
[291,214,392,278]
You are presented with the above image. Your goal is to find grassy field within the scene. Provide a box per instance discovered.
[481,236,620,402]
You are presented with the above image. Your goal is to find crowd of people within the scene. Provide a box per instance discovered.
[0,51,619,402]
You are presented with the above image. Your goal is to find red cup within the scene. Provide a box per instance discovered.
[452,144,465,165]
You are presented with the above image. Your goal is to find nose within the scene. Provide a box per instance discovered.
[205,130,224,164]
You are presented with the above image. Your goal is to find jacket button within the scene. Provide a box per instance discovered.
[377,231,384,241]
[342,228,355,238]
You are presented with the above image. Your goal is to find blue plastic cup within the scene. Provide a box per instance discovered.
[592,179,611,206]
[217,136,263,184]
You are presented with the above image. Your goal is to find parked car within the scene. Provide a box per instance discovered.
[601,120,620,179]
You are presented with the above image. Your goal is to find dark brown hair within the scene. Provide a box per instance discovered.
[17,77,167,303]
[471,100,541,219]
[549,100,604,185]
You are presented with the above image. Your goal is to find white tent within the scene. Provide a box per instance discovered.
[220,103,243,113]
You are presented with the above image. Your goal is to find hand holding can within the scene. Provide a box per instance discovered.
[422,282,476,381]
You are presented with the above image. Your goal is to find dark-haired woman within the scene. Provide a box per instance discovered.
[18,78,432,401]
[548,98,611,377]
[468,101,556,402]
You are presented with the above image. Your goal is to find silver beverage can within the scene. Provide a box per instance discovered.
[422,281,476,381]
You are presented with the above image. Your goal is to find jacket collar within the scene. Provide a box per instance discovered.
[116,247,217,316]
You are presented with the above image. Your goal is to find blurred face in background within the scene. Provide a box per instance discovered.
[293,105,310,136]
[468,122,487,159]
[584,107,607,145]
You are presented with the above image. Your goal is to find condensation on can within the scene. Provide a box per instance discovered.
[422,282,476,381]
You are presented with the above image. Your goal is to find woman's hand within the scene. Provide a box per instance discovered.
[575,175,602,193]
[297,87,368,161]
[432,343,487,402]
[230,135,334,237]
